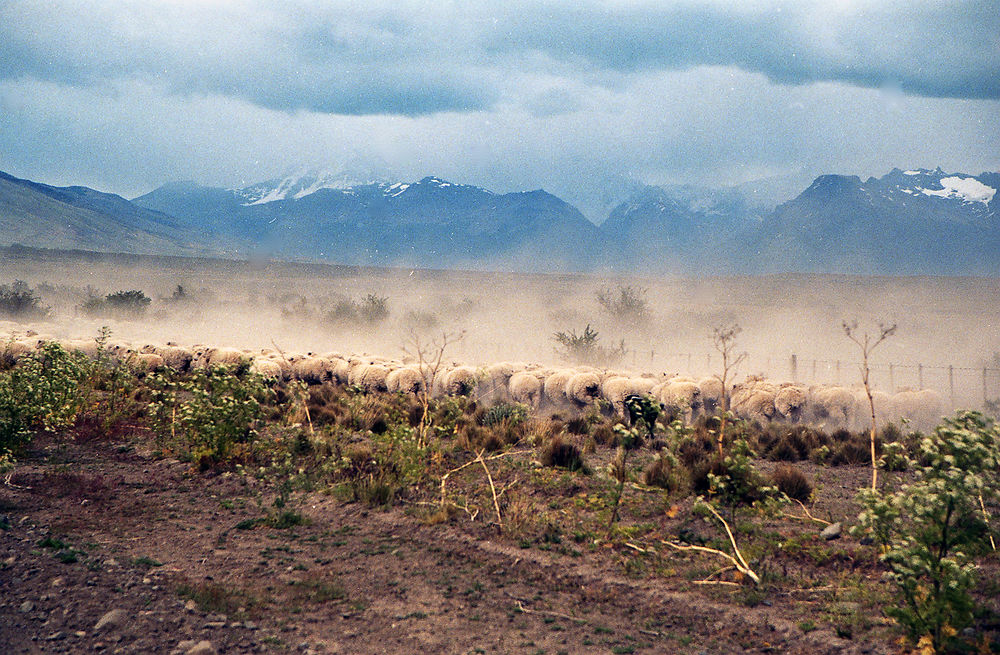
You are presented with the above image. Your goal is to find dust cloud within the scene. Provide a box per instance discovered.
[4,250,1000,408]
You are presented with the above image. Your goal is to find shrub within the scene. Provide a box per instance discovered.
[480,402,529,428]
[541,435,587,472]
[0,280,49,319]
[706,438,776,508]
[854,411,1000,651]
[596,285,649,325]
[326,293,390,328]
[553,324,627,366]
[641,448,689,495]
[0,342,90,455]
[79,290,151,319]
[770,464,813,502]
[149,366,274,468]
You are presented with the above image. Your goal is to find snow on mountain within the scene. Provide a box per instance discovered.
[920,176,996,205]
[875,168,996,207]
[235,168,390,205]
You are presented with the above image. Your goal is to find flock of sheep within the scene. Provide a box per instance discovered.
[2,328,944,432]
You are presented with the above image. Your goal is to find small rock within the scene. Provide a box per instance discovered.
[821,522,842,540]
[243,621,258,630]
[185,640,217,655]
[3,555,15,568]
[93,608,128,633]
[174,640,197,652]
[142,577,152,584]
[184,600,197,612]
[75,631,87,638]
[51,577,65,587]
[19,600,34,612]
[46,631,65,641]
[962,627,976,638]
[203,621,226,629]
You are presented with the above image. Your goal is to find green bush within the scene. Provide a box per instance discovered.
[480,402,529,428]
[149,367,274,467]
[0,280,49,319]
[326,293,389,328]
[0,342,89,455]
[854,411,1000,651]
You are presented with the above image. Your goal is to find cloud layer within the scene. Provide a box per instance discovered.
[0,1,997,219]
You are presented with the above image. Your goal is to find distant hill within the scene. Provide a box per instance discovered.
[0,171,225,257]
[135,175,605,271]
[3,167,998,275]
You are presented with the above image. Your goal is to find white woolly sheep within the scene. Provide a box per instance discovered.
[601,377,657,415]
[732,378,776,424]
[442,366,480,396]
[386,366,425,394]
[355,364,390,393]
[889,388,944,432]
[249,358,283,379]
[543,369,576,407]
[655,377,702,422]
[565,371,602,406]
[808,385,858,429]
[293,357,334,385]
[697,376,724,415]
[509,371,543,408]
[774,384,808,423]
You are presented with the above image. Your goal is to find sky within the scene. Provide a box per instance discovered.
[1,0,998,221]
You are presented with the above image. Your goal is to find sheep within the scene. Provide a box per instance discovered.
[509,371,543,408]
[774,383,808,423]
[292,357,334,385]
[249,358,283,379]
[442,366,480,396]
[153,345,194,372]
[890,388,944,432]
[655,377,702,422]
[732,377,776,424]
[1,339,35,363]
[126,352,164,374]
[601,377,656,415]
[480,362,520,402]
[354,364,390,393]
[565,371,602,407]
[543,369,576,407]
[207,347,249,368]
[63,338,100,359]
[386,366,425,394]
[698,376,724,415]
[808,385,859,429]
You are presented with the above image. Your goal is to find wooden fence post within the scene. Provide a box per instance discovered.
[790,354,797,382]
[948,365,955,407]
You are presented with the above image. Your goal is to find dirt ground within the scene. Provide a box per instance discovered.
[0,427,907,655]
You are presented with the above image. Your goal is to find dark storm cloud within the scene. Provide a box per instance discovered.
[1,1,997,121]
[489,1,1000,101]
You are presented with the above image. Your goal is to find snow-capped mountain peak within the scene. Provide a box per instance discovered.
[234,168,390,205]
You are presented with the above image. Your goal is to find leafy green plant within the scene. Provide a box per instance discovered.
[480,402,529,428]
[853,411,1000,651]
[149,366,274,467]
[0,341,89,455]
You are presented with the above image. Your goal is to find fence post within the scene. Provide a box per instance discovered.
[790,354,797,382]
[687,353,692,373]
[985,368,990,406]
[889,363,895,392]
[918,363,924,389]
[948,365,955,407]
[706,353,711,370]
[836,360,840,384]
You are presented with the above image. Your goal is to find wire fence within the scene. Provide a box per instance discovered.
[627,349,1000,409]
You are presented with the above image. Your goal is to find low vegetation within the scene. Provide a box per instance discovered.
[1,331,998,653]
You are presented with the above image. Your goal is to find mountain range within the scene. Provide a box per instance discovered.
[1,167,997,275]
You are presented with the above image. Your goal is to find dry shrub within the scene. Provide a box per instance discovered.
[641,452,689,495]
[541,435,587,472]
[307,384,344,426]
[501,491,536,538]
[762,425,822,462]
[592,422,618,447]
[770,463,813,502]
[566,415,589,435]
[829,429,876,466]
[457,423,505,453]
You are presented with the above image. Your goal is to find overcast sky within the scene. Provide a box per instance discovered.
[1,0,998,220]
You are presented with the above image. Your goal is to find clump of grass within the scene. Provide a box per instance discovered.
[770,463,813,502]
[541,435,587,472]
[640,450,689,495]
